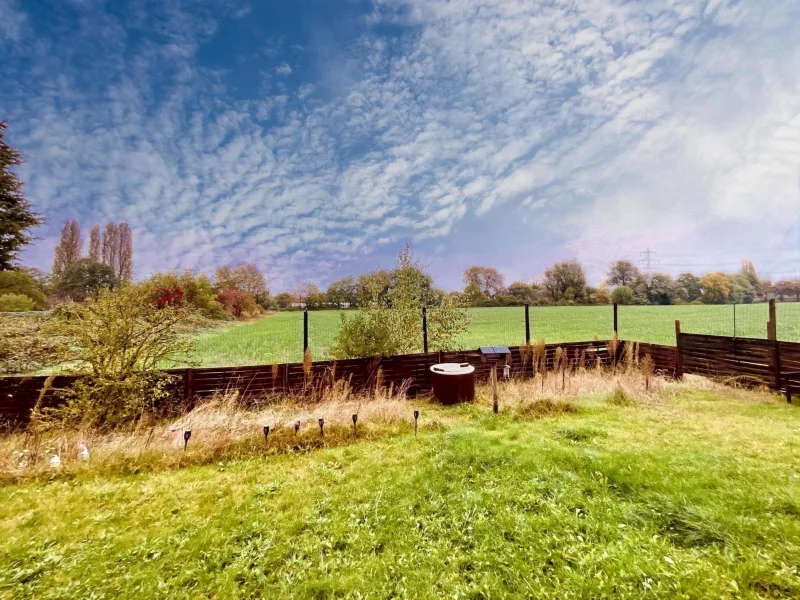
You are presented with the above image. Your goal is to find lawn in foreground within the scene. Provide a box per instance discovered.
[1,384,799,598]
[182,303,800,367]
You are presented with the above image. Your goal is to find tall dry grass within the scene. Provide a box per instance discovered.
[0,352,769,483]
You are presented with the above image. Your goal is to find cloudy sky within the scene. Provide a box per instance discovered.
[1,0,798,290]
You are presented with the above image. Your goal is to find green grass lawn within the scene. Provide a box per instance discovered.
[2,385,799,598]
[182,304,800,367]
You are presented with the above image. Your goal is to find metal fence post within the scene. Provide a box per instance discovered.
[613,303,618,337]
[674,320,683,379]
[303,310,309,354]
[524,304,531,345]
[422,307,429,353]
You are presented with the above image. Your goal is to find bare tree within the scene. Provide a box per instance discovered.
[117,222,133,282]
[52,220,83,276]
[88,225,101,261]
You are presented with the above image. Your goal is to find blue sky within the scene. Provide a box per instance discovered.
[1,0,799,291]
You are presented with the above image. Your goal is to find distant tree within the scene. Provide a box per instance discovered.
[461,281,489,307]
[728,274,756,304]
[56,258,118,301]
[102,222,119,274]
[326,276,358,308]
[0,269,47,308]
[772,279,800,301]
[606,260,641,287]
[700,272,732,304]
[357,269,392,306]
[292,281,322,308]
[462,266,505,298]
[215,289,258,319]
[52,220,83,277]
[641,273,676,305]
[675,272,702,302]
[506,281,536,305]
[88,225,101,261]
[543,259,587,303]
[215,263,269,305]
[740,259,759,288]
[274,291,293,310]
[611,285,635,305]
[117,222,133,282]
[586,285,612,305]
[0,121,43,270]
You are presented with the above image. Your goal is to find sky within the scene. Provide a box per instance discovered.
[1,0,799,291]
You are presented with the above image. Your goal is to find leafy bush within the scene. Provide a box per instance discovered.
[0,269,47,308]
[331,244,469,358]
[40,285,193,429]
[0,292,34,312]
[215,289,259,319]
[611,285,635,305]
[55,258,118,301]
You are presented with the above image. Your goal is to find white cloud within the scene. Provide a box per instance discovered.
[3,0,799,288]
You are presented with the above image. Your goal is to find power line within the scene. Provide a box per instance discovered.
[638,248,659,271]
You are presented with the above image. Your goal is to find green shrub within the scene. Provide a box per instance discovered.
[0,292,34,312]
[331,244,470,358]
[40,285,193,429]
[0,269,47,308]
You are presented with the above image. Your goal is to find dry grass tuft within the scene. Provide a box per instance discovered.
[0,379,423,483]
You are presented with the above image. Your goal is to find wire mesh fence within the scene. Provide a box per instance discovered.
[166,302,800,368]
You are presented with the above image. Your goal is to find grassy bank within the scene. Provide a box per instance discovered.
[1,375,799,598]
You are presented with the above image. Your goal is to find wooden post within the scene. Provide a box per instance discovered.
[768,299,777,341]
[422,307,429,353]
[674,320,683,379]
[491,363,499,414]
[524,304,531,345]
[613,303,618,337]
[773,340,783,395]
[184,368,194,402]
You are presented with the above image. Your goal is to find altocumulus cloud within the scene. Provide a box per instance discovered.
[1,0,798,288]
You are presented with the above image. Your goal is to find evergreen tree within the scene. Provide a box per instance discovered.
[0,121,43,270]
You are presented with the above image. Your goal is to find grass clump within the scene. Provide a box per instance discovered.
[513,398,577,421]
[606,384,636,406]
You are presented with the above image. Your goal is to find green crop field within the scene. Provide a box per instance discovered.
[2,385,799,598]
[182,304,800,368]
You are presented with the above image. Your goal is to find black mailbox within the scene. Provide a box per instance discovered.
[479,346,512,364]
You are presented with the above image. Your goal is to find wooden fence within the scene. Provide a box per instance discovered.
[677,332,800,393]
[2,340,630,425]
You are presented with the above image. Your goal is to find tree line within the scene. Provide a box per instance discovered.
[1,118,798,318]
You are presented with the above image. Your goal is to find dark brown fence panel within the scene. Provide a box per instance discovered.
[1,340,623,426]
[678,333,774,385]
[634,342,677,376]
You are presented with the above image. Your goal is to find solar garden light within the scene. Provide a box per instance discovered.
[263,425,270,444]
[352,413,358,437]
[413,410,419,437]
[294,420,301,436]
[318,417,325,437]
[183,430,192,451]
